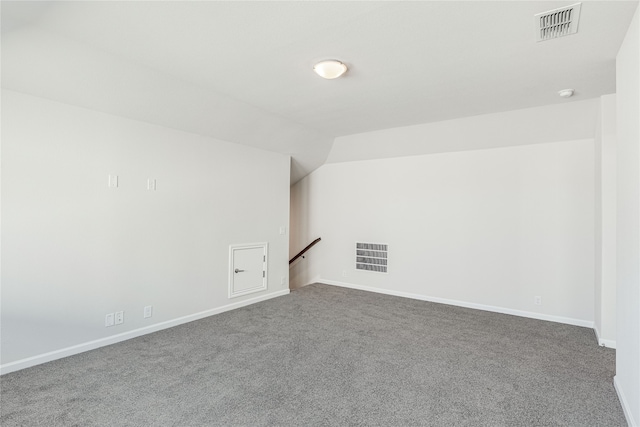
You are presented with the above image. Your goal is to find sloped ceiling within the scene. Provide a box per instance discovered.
[2,1,638,183]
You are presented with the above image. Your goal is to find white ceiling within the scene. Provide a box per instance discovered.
[2,1,638,182]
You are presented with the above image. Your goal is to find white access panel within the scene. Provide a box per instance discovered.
[229,242,268,298]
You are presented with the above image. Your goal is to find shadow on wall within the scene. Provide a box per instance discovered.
[289,173,314,289]
[289,257,309,290]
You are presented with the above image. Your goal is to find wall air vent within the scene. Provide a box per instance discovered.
[356,242,388,273]
[535,3,581,42]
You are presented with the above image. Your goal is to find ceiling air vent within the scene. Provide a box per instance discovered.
[356,242,388,273]
[535,3,581,42]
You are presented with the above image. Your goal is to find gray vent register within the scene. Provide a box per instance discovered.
[356,243,388,273]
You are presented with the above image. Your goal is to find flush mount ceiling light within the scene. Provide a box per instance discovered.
[558,89,574,98]
[313,60,347,79]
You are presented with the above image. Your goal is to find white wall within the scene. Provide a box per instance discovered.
[615,5,640,426]
[2,23,333,184]
[327,99,598,164]
[1,90,291,372]
[292,139,595,326]
[594,94,617,347]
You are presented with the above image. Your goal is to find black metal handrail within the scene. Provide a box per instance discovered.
[289,237,321,265]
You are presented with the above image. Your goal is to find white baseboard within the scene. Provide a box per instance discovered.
[593,325,617,349]
[319,279,594,328]
[0,289,290,376]
[615,375,639,427]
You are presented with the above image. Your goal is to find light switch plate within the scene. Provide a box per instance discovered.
[105,313,114,327]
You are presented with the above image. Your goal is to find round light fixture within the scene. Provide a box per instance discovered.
[558,89,574,98]
[313,60,348,79]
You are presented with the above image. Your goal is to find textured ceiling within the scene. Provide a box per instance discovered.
[2,1,638,182]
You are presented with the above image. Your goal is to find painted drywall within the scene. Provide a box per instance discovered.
[615,5,640,426]
[2,24,334,184]
[327,99,598,164]
[594,94,617,347]
[1,90,291,370]
[291,139,595,326]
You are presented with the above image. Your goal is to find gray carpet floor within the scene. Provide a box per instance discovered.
[0,283,626,426]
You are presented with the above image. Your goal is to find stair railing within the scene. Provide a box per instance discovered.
[289,237,321,265]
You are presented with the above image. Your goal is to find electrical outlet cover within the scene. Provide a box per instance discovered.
[115,311,124,324]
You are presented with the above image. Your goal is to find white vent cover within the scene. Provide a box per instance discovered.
[535,3,581,42]
[356,243,388,273]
